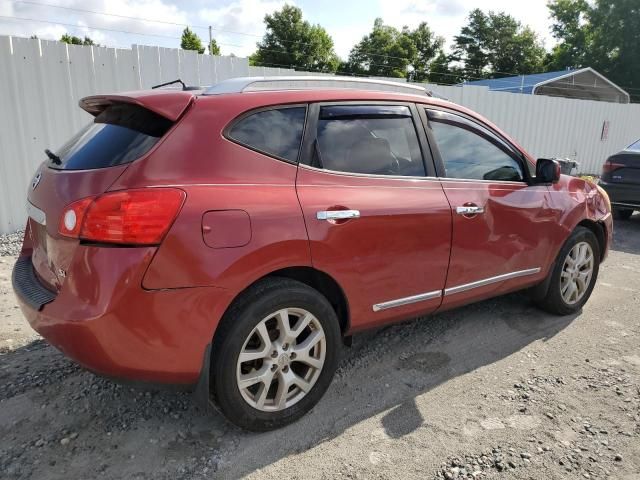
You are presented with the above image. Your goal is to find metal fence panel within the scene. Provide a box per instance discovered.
[2,35,640,232]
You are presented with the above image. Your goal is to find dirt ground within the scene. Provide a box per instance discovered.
[1,217,639,480]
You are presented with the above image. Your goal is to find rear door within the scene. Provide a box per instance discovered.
[295,102,452,331]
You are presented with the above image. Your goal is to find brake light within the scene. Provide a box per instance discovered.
[602,160,625,174]
[58,189,185,245]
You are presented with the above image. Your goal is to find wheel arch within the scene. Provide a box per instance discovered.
[576,218,606,262]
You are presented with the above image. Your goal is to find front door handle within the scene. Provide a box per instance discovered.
[316,210,361,221]
[456,205,485,215]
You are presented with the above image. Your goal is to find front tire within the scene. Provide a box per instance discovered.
[533,226,600,315]
[211,277,341,431]
[613,208,633,220]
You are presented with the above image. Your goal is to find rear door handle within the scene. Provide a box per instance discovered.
[456,205,484,215]
[316,210,360,221]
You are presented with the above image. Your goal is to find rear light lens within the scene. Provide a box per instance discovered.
[602,160,625,174]
[58,188,185,245]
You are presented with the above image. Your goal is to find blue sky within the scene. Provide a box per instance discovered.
[0,0,556,59]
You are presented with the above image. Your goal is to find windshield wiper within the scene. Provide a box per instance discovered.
[45,149,61,165]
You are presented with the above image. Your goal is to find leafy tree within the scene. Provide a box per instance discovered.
[427,51,463,85]
[181,27,205,54]
[60,34,96,46]
[546,0,640,101]
[343,18,444,80]
[209,38,221,56]
[545,0,591,71]
[250,5,340,72]
[452,9,545,79]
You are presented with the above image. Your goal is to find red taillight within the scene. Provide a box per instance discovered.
[602,160,625,174]
[58,188,185,245]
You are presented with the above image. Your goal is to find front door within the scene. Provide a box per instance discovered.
[422,108,553,309]
[296,103,452,331]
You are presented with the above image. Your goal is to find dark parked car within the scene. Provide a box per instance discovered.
[600,139,640,219]
[13,77,612,431]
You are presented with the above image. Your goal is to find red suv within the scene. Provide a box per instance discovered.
[13,77,612,431]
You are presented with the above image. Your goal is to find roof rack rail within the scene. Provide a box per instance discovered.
[203,76,430,96]
[151,79,202,91]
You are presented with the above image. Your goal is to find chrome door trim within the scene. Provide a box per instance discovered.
[27,201,46,226]
[444,268,541,296]
[317,210,360,221]
[456,205,485,215]
[372,290,442,312]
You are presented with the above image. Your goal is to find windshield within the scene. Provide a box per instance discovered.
[48,103,173,170]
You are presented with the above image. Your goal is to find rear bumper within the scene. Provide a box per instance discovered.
[12,247,233,385]
[599,181,640,209]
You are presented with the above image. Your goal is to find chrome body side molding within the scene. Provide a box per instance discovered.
[444,268,541,296]
[372,268,542,312]
[372,290,442,312]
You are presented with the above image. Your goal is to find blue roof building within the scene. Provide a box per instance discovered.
[463,67,629,103]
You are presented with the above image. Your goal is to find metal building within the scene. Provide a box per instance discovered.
[464,68,630,104]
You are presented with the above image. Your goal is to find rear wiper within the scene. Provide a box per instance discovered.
[45,149,61,165]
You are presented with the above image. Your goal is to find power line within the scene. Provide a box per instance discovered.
[7,0,640,91]
[2,11,638,94]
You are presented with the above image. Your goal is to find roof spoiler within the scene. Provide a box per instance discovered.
[79,90,196,121]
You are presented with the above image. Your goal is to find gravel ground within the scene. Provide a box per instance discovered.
[1,217,640,480]
[0,230,23,257]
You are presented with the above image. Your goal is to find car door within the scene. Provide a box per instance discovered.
[296,102,452,331]
[421,107,552,309]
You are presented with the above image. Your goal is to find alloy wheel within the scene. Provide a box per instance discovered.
[560,241,594,305]
[236,308,326,412]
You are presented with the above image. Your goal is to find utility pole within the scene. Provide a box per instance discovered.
[208,26,212,55]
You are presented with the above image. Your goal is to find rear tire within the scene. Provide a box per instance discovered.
[613,208,633,220]
[211,277,341,431]
[533,226,600,316]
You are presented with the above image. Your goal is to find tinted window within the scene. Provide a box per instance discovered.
[50,103,173,170]
[428,111,524,182]
[627,139,640,152]
[228,107,306,162]
[315,105,425,176]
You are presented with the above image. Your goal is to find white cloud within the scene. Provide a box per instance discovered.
[198,0,289,57]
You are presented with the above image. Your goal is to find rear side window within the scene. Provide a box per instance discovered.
[315,105,425,176]
[228,107,306,162]
[50,103,173,170]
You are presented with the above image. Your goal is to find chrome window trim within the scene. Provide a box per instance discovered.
[372,290,442,312]
[298,163,440,182]
[444,268,541,296]
[27,201,46,226]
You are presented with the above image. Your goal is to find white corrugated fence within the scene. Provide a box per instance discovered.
[1,35,640,233]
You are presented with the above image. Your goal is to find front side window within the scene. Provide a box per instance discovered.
[315,105,425,176]
[228,106,306,162]
[427,110,524,182]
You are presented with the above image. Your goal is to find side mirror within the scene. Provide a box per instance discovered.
[535,158,561,184]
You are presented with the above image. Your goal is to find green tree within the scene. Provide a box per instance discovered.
[60,34,96,46]
[249,5,340,72]
[453,9,545,79]
[209,38,221,55]
[545,0,591,70]
[343,18,444,80]
[546,0,640,101]
[181,27,205,54]
[427,51,462,84]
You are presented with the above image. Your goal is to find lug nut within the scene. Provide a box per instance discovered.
[290,352,296,359]
[282,366,289,373]
[271,364,278,372]
[271,350,278,358]
[282,343,289,351]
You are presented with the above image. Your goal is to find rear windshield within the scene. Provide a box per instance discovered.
[627,139,640,152]
[48,103,173,170]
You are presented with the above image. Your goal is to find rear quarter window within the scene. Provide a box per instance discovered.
[227,106,306,162]
[50,103,173,170]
